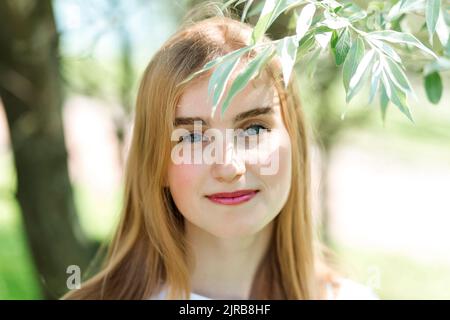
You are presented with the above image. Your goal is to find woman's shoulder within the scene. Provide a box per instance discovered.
[326,277,380,300]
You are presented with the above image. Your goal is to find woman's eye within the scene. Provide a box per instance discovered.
[243,124,269,136]
[179,132,207,144]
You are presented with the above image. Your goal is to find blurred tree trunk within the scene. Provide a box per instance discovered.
[0,0,96,299]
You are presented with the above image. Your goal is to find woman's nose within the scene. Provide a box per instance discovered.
[211,141,246,183]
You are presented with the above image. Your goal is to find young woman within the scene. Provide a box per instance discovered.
[63,7,378,300]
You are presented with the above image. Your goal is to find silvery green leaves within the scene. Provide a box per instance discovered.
[331,28,351,65]
[321,10,350,29]
[295,3,316,42]
[179,43,276,119]
[426,0,441,44]
[207,52,244,118]
[276,2,316,87]
[222,0,256,22]
[435,4,450,48]
[379,55,414,122]
[368,30,438,59]
[277,36,299,88]
[342,35,416,123]
[387,0,426,22]
[387,0,448,47]
[347,47,375,103]
[219,45,275,116]
[179,0,317,120]
[340,25,444,122]
[251,0,296,44]
[220,1,315,114]
[367,29,441,118]
[343,37,365,96]
[179,0,443,125]
[241,0,255,22]
[206,44,275,117]
[178,45,257,117]
[178,45,254,86]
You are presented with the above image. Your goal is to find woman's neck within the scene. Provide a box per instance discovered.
[186,221,274,300]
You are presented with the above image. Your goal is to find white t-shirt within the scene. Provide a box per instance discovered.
[148,278,379,300]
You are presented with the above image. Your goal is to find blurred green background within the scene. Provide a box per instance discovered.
[0,0,449,299]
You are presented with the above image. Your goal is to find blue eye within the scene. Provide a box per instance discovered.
[244,124,268,136]
[179,132,207,144]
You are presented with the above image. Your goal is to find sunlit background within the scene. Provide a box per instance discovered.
[0,0,449,299]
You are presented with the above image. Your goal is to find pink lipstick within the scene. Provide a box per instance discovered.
[206,189,259,205]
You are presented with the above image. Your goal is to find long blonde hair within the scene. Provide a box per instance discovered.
[63,6,340,300]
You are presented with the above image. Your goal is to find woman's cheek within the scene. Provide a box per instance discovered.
[168,163,203,202]
[255,131,292,209]
[252,130,290,176]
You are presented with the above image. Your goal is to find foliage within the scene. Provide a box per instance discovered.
[181,0,450,124]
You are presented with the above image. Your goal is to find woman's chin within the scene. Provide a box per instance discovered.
[205,220,269,239]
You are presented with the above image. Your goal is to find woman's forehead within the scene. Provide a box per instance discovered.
[176,74,280,122]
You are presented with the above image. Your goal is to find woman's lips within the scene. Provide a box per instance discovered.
[205,189,260,205]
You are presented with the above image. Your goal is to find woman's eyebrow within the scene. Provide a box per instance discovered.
[173,106,274,126]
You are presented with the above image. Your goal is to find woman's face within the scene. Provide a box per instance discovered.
[167,72,292,239]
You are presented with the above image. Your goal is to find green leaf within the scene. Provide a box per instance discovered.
[295,3,316,43]
[368,30,438,59]
[343,37,365,94]
[387,0,425,21]
[348,10,367,22]
[436,8,450,46]
[333,28,351,65]
[277,36,298,88]
[221,0,239,11]
[313,25,334,34]
[315,31,332,49]
[370,38,402,63]
[252,0,278,44]
[321,10,350,29]
[347,49,376,102]
[383,56,413,94]
[220,46,274,116]
[207,54,243,117]
[381,69,414,122]
[369,59,382,104]
[246,0,266,18]
[252,0,292,44]
[426,0,440,44]
[295,33,316,63]
[331,30,339,50]
[241,0,255,22]
[322,0,343,11]
[424,72,443,104]
[178,46,254,86]
[295,33,316,64]
[379,82,389,123]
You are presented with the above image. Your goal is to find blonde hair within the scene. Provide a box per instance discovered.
[63,4,341,300]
